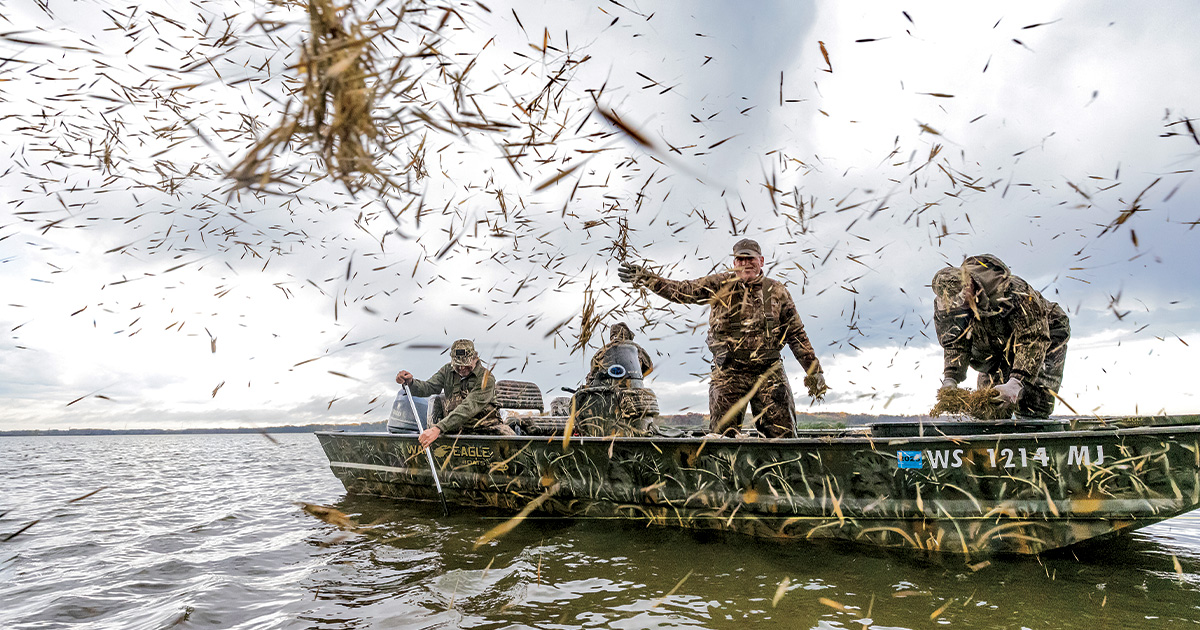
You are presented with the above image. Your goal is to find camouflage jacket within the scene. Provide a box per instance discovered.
[408,362,499,433]
[935,274,1069,386]
[643,271,820,372]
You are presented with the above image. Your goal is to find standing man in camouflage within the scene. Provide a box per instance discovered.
[618,238,827,438]
[396,339,514,448]
[932,254,1070,418]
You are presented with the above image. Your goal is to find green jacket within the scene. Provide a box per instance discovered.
[643,271,820,373]
[408,362,499,433]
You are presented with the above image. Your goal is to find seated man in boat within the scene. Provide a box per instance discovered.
[932,255,1071,418]
[617,238,827,438]
[584,322,654,388]
[395,339,514,447]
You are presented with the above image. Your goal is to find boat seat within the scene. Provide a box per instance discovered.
[511,414,571,436]
[495,380,543,412]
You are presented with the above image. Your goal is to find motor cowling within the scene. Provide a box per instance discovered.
[587,342,645,388]
[386,389,429,433]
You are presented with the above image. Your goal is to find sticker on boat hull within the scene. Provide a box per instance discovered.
[897,450,923,469]
[896,445,1107,469]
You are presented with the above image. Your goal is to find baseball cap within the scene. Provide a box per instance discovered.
[450,339,477,367]
[732,238,762,257]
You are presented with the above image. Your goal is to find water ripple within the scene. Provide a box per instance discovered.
[1,434,1198,630]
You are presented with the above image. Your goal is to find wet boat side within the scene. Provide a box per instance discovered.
[316,424,1200,555]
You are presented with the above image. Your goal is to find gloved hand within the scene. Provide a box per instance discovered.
[617,262,648,286]
[940,377,959,391]
[993,377,1023,404]
[805,371,828,399]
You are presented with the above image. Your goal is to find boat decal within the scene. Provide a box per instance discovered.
[395,443,498,468]
[901,445,1109,470]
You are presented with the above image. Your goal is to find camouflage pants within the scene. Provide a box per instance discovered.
[451,414,515,436]
[459,421,515,436]
[709,362,796,438]
[977,325,1069,419]
[441,396,513,435]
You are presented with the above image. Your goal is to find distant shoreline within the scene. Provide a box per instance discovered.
[0,422,389,437]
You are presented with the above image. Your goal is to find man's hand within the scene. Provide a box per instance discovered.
[805,371,828,399]
[617,262,648,286]
[418,425,441,448]
[940,377,959,391]
[993,377,1023,404]
[396,370,414,385]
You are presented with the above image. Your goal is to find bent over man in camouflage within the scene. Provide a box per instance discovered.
[932,255,1070,418]
[619,239,827,438]
[396,339,514,448]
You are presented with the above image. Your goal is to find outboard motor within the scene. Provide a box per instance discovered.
[386,389,429,433]
[574,341,658,437]
[586,341,645,388]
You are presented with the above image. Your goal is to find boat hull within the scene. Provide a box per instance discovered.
[316,424,1200,555]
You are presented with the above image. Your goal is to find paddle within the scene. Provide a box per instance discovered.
[404,384,450,516]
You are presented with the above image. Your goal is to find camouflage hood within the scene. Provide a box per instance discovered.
[962,254,1011,316]
[610,322,634,342]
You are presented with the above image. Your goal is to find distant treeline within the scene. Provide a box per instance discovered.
[797,412,919,426]
[0,412,928,437]
[662,412,921,429]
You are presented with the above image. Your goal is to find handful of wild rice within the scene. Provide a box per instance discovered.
[804,374,829,400]
[930,387,1014,420]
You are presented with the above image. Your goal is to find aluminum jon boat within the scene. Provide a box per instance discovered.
[316,370,1200,556]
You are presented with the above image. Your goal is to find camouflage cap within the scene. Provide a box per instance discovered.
[450,339,478,367]
[610,322,634,342]
[732,238,762,257]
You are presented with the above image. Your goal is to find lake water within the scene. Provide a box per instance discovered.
[1,433,1198,629]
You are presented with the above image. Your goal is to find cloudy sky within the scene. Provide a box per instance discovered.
[2,0,1198,430]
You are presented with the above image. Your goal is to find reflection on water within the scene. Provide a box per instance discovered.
[0,434,1197,630]
[309,493,1200,630]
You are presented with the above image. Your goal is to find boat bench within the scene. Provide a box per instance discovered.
[494,380,543,412]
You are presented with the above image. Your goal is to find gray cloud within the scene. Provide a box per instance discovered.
[3,0,1199,430]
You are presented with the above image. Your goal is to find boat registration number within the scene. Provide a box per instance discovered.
[897,445,1106,469]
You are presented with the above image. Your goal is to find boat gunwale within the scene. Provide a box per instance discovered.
[315,422,1200,447]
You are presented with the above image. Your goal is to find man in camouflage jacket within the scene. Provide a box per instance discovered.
[619,239,826,438]
[932,254,1070,418]
[396,339,514,447]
